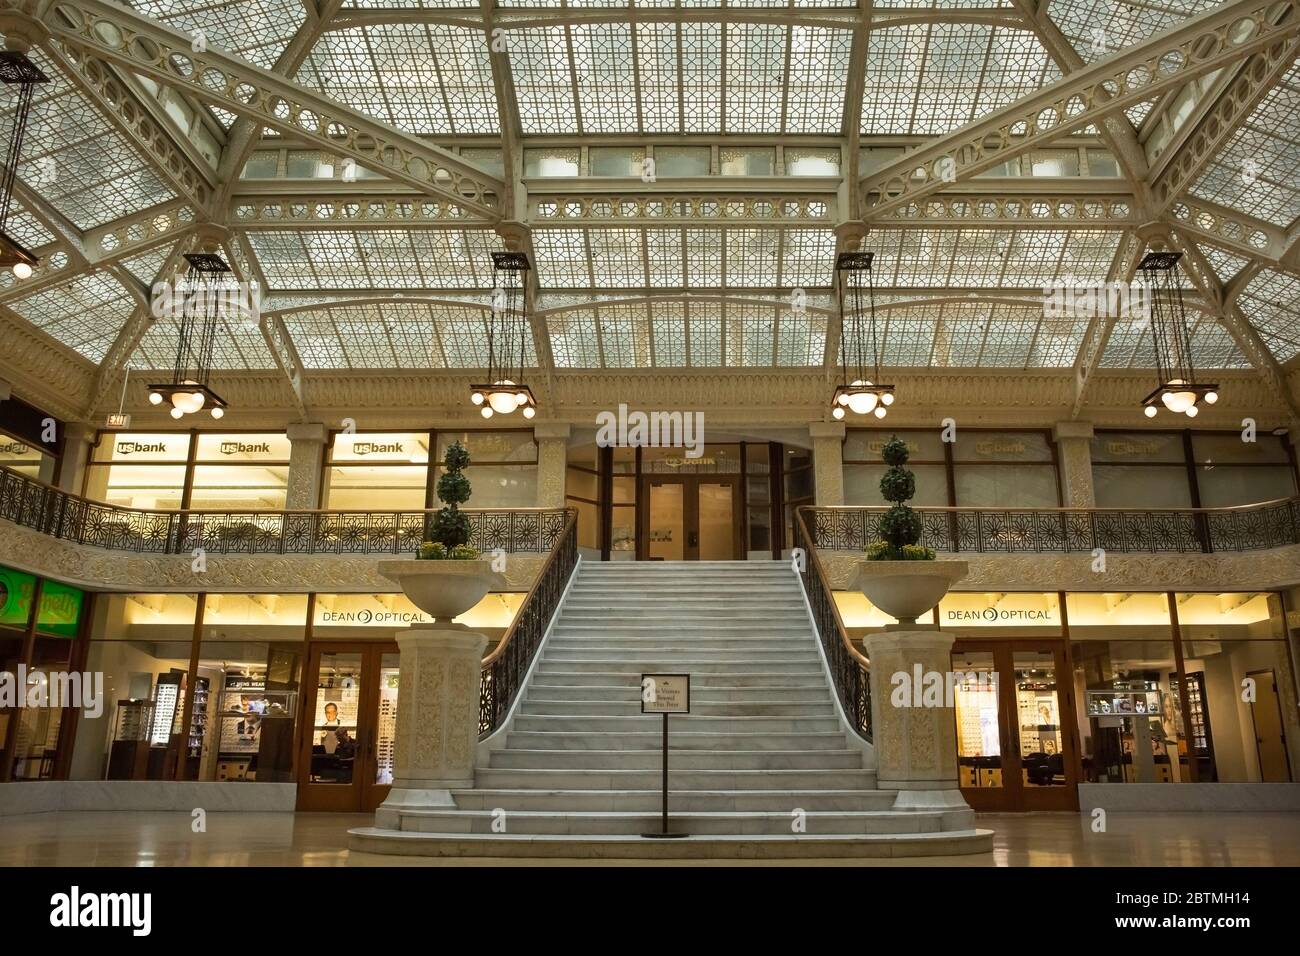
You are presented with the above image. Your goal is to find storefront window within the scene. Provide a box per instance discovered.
[951,431,1058,507]
[70,593,200,781]
[1175,592,1298,782]
[436,431,537,509]
[323,431,430,510]
[1090,431,1192,509]
[197,594,308,783]
[189,433,292,510]
[0,433,56,483]
[845,431,947,507]
[953,650,1002,789]
[611,447,636,560]
[84,432,191,509]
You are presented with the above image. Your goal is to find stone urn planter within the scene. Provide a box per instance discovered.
[377,559,506,623]
[856,560,969,626]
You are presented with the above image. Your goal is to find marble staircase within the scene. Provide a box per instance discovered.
[350,560,992,858]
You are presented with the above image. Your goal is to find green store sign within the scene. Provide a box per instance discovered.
[0,566,84,637]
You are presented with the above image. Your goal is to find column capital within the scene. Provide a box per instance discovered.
[809,421,846,440]
[1052,421,1094,442]
[531,422,571,441]
[64,422,98,444]
[286,422,329,444]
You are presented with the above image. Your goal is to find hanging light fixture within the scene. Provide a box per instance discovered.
[831,251,894,421]
[0,35,50,280]
[147,250,231,419]
[1137,251,1218,419]
[471,251,536,420]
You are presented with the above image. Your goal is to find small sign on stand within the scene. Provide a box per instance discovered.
[640,673,690,839]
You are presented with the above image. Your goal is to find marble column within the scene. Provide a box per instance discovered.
[861,627,968,814]
[57,423,96,494]
[533,422,570,509]
[809,421,846,506]
[1052,421,1095,508]
[375,625,488,828]
[285,422,328,509]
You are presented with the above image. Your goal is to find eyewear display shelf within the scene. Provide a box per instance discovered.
[183,676,210,780]
[1171,670,1217,782]
[214,672,296,782]
[105,699,155,780]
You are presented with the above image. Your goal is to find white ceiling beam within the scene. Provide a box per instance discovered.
[860,0,1300,218]
[40,0,504,218]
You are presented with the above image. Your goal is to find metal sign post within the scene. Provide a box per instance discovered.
[640,673,690,839]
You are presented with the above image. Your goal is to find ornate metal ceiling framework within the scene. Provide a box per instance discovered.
[0,0,1292,430]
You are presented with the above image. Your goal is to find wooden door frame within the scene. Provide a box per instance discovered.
[952,637,1080,812]
[295,641,396,812]
[638,474,742,561]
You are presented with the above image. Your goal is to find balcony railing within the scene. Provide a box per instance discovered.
[0,465,570,556]
[802,497,1300,555]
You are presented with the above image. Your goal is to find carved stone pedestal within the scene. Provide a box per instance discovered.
[375,624,486,829]
[862,627,969,815]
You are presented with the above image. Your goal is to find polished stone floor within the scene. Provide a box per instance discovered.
[0,811,1297,866]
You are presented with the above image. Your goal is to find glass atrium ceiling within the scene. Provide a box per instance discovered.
[1,0,1298,385]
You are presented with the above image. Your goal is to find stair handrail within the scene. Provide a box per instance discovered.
[478,508,579,738]
[795,505,872,742]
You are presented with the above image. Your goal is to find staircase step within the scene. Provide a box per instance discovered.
[394,809,945,836]
[449,788,896,813]
[525,684,829,703]
[534,649,819,663]
[503,730,846,750]
[473,767,878,790]
[487,749,864,771]
[518,700,833,717]
[533,670,826,686]
[510,714,839,734]
[536,662,824,676]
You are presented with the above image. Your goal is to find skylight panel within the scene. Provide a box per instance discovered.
[637,22,681,133]
[533,229,592,288]
[723,301,774,366]
[776,307,827,365]
[595,302,652,368]
[681,23,723,133]
[1048,0,1222,64]
[1186,316,1249,369]
[646,229,685,288]
[130,0,306,70]
[783,27,852,133]
[880,304,940,366]
[120,244,175,288]
[1236,268,1300,363]
[549,309,601,367]
[298,24,498,135]
[725,229,779,287]
[687,300,722,365]
[1198,244,1251,284]
[685,229,724,287]
[779,229,837,288]
[6,271,135,363]
[650,301,688,366]
[725,23,786,133]
[512,27,579,134]
[571,23,637,133]
[589,229,646,287]
[979,303,1039,367]
[136,312,275,370]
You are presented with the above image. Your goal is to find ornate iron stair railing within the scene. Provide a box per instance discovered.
[479,509,578,737]
[795,506,872,742]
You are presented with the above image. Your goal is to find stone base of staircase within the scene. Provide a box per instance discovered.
[352,560,992,860]
[347,828,995,859]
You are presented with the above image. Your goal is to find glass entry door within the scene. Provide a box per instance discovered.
[952,641,1079,811]
[641,477,740,560]
[296,642,399,812]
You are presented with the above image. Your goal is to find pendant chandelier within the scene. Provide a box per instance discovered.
[831,251,894,421]
[0,39,50,280]
[147,251,231,420]
[1138,251,1218,419]
[471,251,536,420]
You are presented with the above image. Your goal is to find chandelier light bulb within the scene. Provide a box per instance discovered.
[1185,404,1198,418]
[522,405,536,420]
[12,262,32,279]
[488,390,519,414]
[148,391,163,406]
[191,391,206,410]
[874,406,887,419]
[470,391,485,406]
[1204,391,1218,405]
[881,392,895,406]
[480,406,494,419]
[846,390,879,415]
[210,406,224,419]
[836,392,850,407]
[831,405,846,421]
[1144,405,1158,418]
[169,406,184,420]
